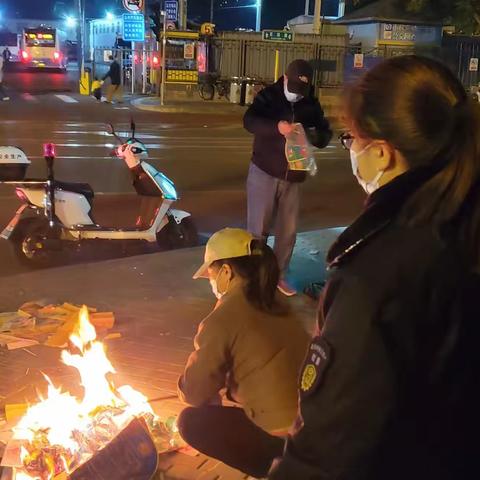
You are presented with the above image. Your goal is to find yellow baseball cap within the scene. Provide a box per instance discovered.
[193,228,254,279]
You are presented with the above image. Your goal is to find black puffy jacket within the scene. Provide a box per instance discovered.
[243,78,332,183]
[103,60,121,86]
[270,168,480,479]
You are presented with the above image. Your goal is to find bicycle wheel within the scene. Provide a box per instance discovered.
[218,82,230,102]
[199,83,215,101]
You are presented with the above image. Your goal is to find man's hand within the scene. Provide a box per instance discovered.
[278,121,295,136]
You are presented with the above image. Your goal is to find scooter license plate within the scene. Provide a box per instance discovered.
[0,205,28,240]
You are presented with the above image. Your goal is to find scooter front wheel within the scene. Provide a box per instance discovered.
[157,217,199,250]
[11,218,64,269]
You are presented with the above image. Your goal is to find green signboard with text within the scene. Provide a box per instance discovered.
[262,30,294,43]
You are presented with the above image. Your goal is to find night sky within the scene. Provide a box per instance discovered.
[5,0,340,30]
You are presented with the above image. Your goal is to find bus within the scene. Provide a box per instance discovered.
[0,31,20,62]
[20,27,68,71]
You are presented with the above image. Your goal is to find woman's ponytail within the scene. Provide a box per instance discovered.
[215,240,282,313]
[244,240,280,312]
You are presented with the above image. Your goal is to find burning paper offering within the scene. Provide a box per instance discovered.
[3,306,177,480]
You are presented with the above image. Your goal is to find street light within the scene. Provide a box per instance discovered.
[256,0,262,32]
[106,11,115,22]
[66,16,77,28]
[219,1,262,31]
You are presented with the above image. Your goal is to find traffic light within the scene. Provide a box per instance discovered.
[149,1,163,42]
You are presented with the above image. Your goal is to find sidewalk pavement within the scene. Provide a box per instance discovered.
[132,96,246,116]
[0,228,341,480]
[132,94,343,127]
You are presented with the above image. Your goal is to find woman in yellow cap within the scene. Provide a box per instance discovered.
[177,228,309,478]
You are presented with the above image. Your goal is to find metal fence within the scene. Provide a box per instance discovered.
[215,31,350,87]
[91,35,480,97]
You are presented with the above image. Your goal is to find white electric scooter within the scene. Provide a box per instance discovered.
[0,122,198,268]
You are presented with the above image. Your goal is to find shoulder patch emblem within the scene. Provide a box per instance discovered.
[301,364,317,392]
[299,336,332,398]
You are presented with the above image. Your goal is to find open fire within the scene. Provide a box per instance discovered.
[10,306,167,480]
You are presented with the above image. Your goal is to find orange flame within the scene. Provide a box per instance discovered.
[13,306,156,479]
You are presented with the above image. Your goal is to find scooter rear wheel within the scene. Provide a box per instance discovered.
[157,217,199,250]
[11,218,64,269]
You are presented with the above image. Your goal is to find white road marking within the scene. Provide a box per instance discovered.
[22,93,38,102]
[55,94,79,104]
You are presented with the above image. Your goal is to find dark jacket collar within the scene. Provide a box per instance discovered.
[327,168,436,269]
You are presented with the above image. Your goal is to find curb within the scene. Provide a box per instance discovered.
[131,97,344,128]
[131,97,245,115]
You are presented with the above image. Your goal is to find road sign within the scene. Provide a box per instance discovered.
[354,53,364,69]
[123,13,145,42]
[262,30,294,43]
[470,58,479,72]
[123,0,144,12]
[165,0,179,22]
[184,42,195,60]
[103,49,113,62]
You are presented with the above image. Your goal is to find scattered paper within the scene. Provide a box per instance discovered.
[0,303,115,350]
[4,405,27,423]
[0,439,23,468]
[0,335,39,351]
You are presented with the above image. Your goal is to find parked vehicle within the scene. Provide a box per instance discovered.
[0,31,20,63]
[20,26,68,71]
[199,77,231,101]
[0,122,198,268]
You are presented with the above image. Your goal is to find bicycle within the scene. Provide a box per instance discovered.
[199,78,231,102]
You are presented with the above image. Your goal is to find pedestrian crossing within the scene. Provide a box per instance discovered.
[54,94,79,103]
[14,92,137,110]
[11,92,118,105]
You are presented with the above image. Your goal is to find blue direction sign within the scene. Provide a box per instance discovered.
[165,0,179,22]
[123,13,145,42]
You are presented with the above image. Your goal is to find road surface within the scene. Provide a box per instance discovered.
[0,67,364,276]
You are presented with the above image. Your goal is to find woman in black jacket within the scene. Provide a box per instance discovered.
[267,56,480,479]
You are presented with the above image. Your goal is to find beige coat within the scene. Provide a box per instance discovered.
[178,286,310,432]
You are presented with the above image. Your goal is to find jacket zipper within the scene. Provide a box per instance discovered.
[285,103,296,181]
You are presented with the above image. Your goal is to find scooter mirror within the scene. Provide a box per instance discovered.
[106,123,115,136]
[130,119,136,138]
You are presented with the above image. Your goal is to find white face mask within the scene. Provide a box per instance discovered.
[284,80,302,103]
[350,144,385,195]
[209,267,229,300]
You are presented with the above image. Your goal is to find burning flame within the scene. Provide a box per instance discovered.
[12,306,156,480]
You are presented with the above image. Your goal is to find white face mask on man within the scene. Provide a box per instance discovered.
[284,79,303,103]
[350,144,385,195]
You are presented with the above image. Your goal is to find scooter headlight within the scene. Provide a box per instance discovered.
[158,173,178,201]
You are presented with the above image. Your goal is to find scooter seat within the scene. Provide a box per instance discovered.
[55,181,94,201]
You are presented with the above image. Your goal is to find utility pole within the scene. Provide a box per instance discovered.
[256,0,262,32]
[313,0,322,34]
[160,9,167,105]
[76,0,85,75]
[210,0,214,23]
[179,0,187,30]
[305,0,310,16]
[142,0,148,94]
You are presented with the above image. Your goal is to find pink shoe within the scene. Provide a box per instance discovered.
[277,279,297,297]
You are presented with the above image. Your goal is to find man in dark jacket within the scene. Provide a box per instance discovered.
[243,59,332,296]
[103,55,123,103]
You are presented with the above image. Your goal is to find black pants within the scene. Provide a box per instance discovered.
[0,82,7,99]
[177,406,285,478]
